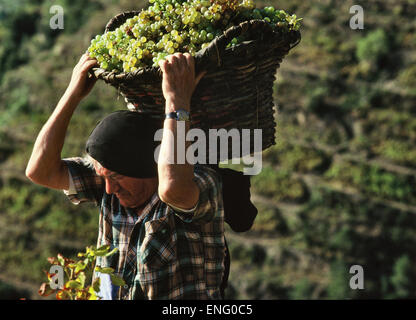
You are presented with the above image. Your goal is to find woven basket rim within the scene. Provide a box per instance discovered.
[91,13,301,82]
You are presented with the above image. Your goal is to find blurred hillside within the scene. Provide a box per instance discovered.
[0,0,416,299]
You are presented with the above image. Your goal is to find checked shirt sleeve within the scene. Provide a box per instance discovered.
[62,157,104,206]
[172,165,222,225]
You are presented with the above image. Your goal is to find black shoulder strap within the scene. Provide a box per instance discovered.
[215,167,258,232]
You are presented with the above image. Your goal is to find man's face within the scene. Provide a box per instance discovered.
[93,162,158,209]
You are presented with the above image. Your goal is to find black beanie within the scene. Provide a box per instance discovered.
[86,110,162,178]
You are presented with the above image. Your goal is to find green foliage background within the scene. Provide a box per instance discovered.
[0,0,415,299]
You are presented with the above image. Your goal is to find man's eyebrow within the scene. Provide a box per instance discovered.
[96,171,121,179]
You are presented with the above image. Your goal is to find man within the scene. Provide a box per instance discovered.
[26,52,227,299]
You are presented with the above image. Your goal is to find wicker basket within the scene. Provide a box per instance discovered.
[92,11,301,160]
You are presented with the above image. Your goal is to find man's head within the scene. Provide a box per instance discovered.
[88,156,158,208]
[85,110,162,208]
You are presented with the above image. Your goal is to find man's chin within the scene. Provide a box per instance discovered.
[119,199,134,208]
[119,197,141,209]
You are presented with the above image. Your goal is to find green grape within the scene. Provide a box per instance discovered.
[198,32,207,42]
[203,11,212,19]
[173,21,181,30]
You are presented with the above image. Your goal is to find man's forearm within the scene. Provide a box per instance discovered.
[158,98,199,209]
[26,90,80,189]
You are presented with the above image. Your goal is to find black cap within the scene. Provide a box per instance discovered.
[86,110,162,178]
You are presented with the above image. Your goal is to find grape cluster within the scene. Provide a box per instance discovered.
[87,0,302,72]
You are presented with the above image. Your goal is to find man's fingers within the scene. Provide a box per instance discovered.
[176,55,189,72]
[80,53,90,64]
[166,54,179,67]
[85,55,96,61]
[173,52,187,64]
[183,53,194,69]
[158,59,170,73]
[81,59,98,73]
[83,58,98,68]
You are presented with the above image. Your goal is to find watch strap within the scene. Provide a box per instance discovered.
[165,112,177,120]
[165,109,190,121]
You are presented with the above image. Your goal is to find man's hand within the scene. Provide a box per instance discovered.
[158,53,205,112]
[65,53,98,102]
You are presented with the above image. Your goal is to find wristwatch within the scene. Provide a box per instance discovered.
[165,109,190,121]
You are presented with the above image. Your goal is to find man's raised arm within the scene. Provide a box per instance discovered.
[157,53,205,210]
[26,53,98,190]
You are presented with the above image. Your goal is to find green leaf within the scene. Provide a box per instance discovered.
[105,247,119,257]
[75,261,87,273]
[97,244,111,252]
[57,254,65,266]
[96,267,115,274]
[92,277,101,293]
[77,272,86,288]
[86,246,95,258]
[95,266,102,272]
[94,245,112,256]
[94,250,109,257]
[66,280,83,290]
[110,274,126,287]
[88,286,99,300]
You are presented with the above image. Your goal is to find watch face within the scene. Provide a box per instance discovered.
[177,110,189,121]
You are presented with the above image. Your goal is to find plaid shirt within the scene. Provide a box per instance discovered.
[63,157,225,300]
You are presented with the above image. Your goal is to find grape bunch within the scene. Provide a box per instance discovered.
[87,0,302,72]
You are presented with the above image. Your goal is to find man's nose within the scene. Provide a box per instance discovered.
[105,178,120,195]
